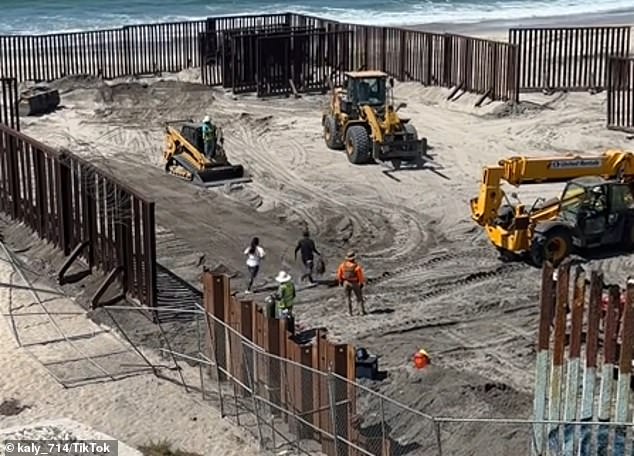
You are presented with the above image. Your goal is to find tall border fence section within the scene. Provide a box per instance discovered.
[199,13,520,102]
[533,261,634,455]
[607,56,634,132]
[509,26,631,92]
[0,124,157,310]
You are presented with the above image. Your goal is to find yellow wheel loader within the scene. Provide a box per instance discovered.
[163,120,251,187]
[322,71,428,170]
[470,151,634,266]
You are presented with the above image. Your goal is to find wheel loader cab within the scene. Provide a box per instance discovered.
[344,75,387,108]
[557,177,634,248]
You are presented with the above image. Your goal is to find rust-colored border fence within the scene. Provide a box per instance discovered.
[201,271,442,456]
[533,260,634,455]
[509,26,631,92]
[0,20,207,82]
[0,124,157,309]
[607,56,634,132]
[1,12,519,104]
[0,77,19,131]
[200,13,292,86]
[199,13,519,103]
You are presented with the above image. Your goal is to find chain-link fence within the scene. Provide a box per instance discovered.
[104,301,634,456]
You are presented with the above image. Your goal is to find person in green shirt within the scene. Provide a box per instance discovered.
[274,270,296,320]
[201,115,216,159]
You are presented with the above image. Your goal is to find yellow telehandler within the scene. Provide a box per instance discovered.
[470,151,634,266]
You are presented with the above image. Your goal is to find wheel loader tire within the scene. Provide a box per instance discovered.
[404,123,418,138]
[324,115,344,150]
[530,228,572,267]
[345,126,371,164]
[404,123,424,168]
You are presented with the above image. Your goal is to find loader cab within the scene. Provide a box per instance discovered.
[180,123,205,155]
[558,177,634,248]
[342,71,388,114]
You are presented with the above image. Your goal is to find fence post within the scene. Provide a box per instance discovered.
[328,369,341,456]
[242,338,264,447]
[142,201,157,308]
[434,419,442,456]
[379,397,387,456]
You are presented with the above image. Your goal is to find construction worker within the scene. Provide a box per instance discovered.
[336,251,367,316]
[274,270,296,324]
[202,115,216,159]
[294,228,321,283]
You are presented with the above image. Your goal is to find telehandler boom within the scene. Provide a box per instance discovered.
[470,150,634,265]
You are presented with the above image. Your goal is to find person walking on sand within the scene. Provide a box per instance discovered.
[244,237,265,293]
[336,250,367,316]
[294,228,321,284]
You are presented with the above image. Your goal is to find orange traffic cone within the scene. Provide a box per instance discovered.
[413,349,430,369]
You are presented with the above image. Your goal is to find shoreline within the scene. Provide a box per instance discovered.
[407,8,634,40]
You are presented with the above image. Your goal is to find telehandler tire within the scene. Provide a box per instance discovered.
[345,126,371,164]
[323,115,344,150]
[530,227,572,267]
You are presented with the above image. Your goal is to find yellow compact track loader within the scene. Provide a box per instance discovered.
[163,120,251,187]
[322,70,428,170]
[470,151,634,266]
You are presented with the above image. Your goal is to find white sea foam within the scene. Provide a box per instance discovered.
[1,0,633,35]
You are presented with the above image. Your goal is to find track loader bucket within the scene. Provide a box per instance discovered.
[193,163,252,187]
[171,153,252,188]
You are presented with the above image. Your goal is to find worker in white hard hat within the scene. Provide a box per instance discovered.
[274,270,296,321]
[201,115,217,159]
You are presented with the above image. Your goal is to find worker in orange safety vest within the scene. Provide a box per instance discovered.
[336,250,367,316]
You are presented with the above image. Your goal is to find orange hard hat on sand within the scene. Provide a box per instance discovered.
[413,349,430,369]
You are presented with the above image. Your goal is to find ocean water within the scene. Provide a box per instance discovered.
[1,0,633,34]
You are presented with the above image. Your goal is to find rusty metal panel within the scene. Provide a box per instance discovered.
[532,263,555,454]
[319,331,335,456]
[549,261,570,430]
[510,26,630,92]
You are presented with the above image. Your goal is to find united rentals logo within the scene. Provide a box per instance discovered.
[548,159,601,169]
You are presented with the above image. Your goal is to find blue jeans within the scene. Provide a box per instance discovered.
[204,141,215,159]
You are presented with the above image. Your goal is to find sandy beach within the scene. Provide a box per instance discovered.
[0,219,262,455]
[410,7,634,40]
[1,7,634,455]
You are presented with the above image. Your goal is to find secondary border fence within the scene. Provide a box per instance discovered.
[0,12,519,103]
[607,56,634,132]
[0,124,157,310]
[200,13,520,102]
[509,26,631,92]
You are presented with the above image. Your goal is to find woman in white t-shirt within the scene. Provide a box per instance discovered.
[244,237,265,293]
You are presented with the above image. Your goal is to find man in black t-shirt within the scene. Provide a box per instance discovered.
[294,229,321,283]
